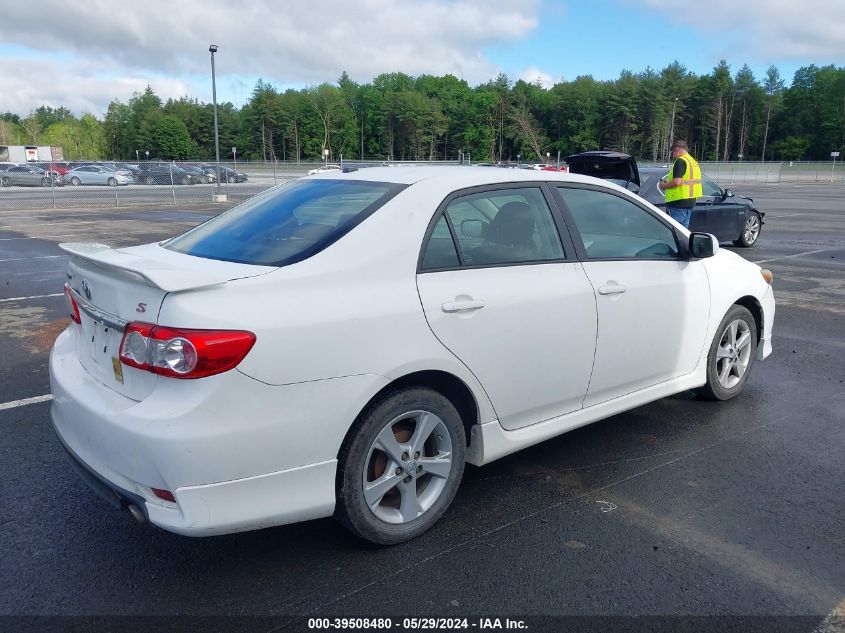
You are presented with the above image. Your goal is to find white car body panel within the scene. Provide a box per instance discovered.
[50,167,775,536]
[417,262,597,430]
[579,259,710,407]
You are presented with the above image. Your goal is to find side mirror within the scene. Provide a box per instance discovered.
[689,232,719,259]
[723,188,734,198]
[460,219,486,239]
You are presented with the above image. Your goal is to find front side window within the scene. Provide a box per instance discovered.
[442,187,565,266]
[701,176,722,197]
[557,187,679,259]
[165,179,406,266]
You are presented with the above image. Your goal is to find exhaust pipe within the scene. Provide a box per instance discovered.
[127,503,147,524]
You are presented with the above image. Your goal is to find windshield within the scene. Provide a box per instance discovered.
[164,179,406,266]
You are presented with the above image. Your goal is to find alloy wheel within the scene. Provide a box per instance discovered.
[715,319,753,389]
[743,214,761,245]
[362,410,453,525]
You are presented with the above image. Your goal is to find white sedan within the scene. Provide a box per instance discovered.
[50,167,775,544]
[306,164,342,176]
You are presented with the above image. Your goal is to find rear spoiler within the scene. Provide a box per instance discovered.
[59,242,238,293]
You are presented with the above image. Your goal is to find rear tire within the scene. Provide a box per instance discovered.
[70,177,81,186]
[335,387,465,545]
[107,177,116,186]
[733,211,762,247]
[696,305,757,401]
[1,177,10,187]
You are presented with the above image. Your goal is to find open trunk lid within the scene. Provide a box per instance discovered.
[565,151,640,191]
[60,242,274,401]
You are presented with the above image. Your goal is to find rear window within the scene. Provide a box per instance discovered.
[164,179,406,266]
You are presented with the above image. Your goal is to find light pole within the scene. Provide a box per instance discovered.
[323,148,329,167]
[135,149,139,163]
[145,150,149,161]
[517,153,521,167]
[209,44,221,193]
[669,97,678,159]
[232,146,237,172]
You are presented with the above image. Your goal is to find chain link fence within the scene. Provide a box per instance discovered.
[1,158,842,210]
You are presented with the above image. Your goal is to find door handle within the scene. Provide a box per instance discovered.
[598,285,627,295]
[442,300,485,312]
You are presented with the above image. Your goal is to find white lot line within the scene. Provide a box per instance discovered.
[0,394,53,412]
[752,247,839,265]
[0,293,63,303]
[0,255,65,262]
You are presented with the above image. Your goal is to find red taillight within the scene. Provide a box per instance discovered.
[63,283,81,324]
[118,322,256,379]
[151,488,176,503]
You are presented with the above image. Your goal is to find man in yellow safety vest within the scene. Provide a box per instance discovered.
[658,139,702,228]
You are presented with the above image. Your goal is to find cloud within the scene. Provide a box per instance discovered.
[0,0,540,115]
[1,57,193,117]
[632,0,845,61]
[519,67,555,89]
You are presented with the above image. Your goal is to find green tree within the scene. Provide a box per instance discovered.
[761,65,785,161]
[153,115,193,159]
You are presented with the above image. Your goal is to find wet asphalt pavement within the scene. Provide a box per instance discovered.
[0,183,842,631]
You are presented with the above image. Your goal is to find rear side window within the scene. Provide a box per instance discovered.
[165,179,406,266]
[446,187,565,266]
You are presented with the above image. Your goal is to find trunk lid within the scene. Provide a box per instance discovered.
[61,242,274,401]
[565,151,641,191]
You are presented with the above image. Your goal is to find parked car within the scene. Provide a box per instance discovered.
[37,161,72,177]
[219,166,248,183]
[52,167,774,544]
[181,165,215,183]
[114,163,141,179]
[307,164,341,176]
[136,163,200,185]
[65,165,133,186]
[567,153,765,247]
[0,164,62,187]
[637,168,765,247]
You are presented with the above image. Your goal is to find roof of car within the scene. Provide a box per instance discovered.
[307,165,627,190]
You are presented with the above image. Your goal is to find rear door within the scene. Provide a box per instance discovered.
[416,185,598,430]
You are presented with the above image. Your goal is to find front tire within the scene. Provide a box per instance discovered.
[1,177,10,187]
[107,177,116,186]
[70,177,81,186]
[734,211,762,247]
[335,387,466,545]
[697,305,757,401]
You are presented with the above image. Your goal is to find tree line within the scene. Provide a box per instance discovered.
[1,61,843,163]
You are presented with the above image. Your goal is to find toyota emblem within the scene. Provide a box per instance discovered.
[82,280,91,301]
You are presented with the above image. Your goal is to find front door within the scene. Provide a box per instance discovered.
[554,185,711,407]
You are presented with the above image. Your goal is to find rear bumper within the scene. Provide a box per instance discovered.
[49,326,387,535]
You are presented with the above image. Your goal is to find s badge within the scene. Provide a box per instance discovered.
[136,302,147,313]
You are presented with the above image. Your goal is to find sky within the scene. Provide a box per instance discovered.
[1,0,843,118]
